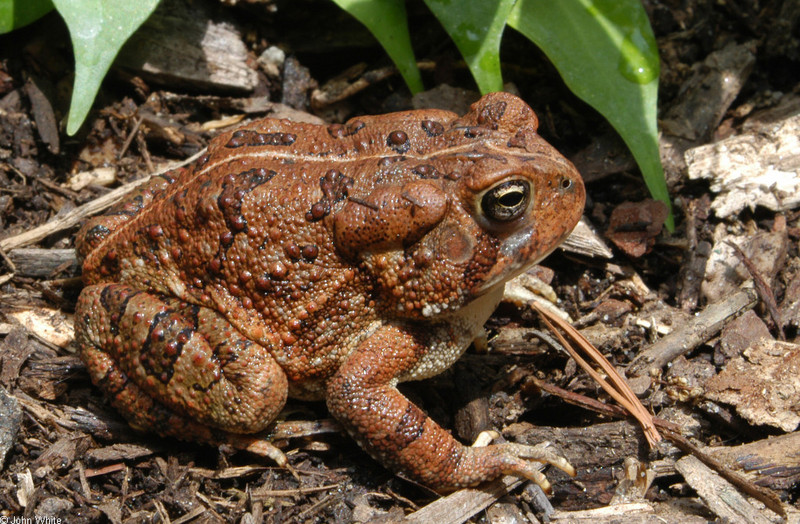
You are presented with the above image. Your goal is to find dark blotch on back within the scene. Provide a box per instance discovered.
[412,165,440,179]
[306,170,354,222]
[327,120,365,138]
[421,120,444,137]
[387,130,410,154]
[225,130,296,148]
[217,167,277,241]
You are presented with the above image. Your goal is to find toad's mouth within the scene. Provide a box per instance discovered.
[475,222,572,295]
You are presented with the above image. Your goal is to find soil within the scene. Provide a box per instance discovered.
[0,0,798,522]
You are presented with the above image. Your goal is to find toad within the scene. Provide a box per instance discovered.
[75,92,585,490]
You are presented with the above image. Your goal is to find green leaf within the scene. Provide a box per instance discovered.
[422,0,515,93]
[53,0,160,135]
[508,0,673,229]
[0,0,54,34]
[330,0,423,94]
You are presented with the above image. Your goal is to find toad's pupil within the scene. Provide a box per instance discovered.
[499,190,524,208]
[482,180,530,221]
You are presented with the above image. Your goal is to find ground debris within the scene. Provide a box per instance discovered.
[701,226,788,305]
[675,455,777,524]
[705,339,800,432]
[0,386,21,470]
[0,1,798,521]
[686,95,800,218]
[605,200,669,257]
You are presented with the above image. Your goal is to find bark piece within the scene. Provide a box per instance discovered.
[281,56,316,109]
[0,386,21,470]
[605,200,668,257]
[0,327,33,387]
[675,455,773,524]
[8,248,79,278]
[780,270,800,329]
[571,131,637,183]
[705,339,800,432]
[116,0,258,93]
[686,97,800,218]
[85,443,155,464]
[505,420,649,507]
[701,226,788,304]
[708,432,800,491]
[32,437,81,475]
[659,41,756,185]
[718,309,771,360]
[485,500,531,523]
[676,196,712,311]
[662,41,756,142]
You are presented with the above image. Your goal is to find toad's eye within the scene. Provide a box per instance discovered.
[480,179,531,222]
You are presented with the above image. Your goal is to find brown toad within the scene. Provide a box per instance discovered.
[75,92,585,490]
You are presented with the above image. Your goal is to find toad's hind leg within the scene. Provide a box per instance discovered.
[75,283,288,458]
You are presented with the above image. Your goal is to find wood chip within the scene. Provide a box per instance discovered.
[560,216,613,258]
[550,502,656,522]
[23,76,59,154]
[8,308,75,349]
[403,476,526,524]
[8,248,78,278]
[675,455,773,523]
[0,386,22,469]
[66,167,117,191]
[662,41,756,141]
[686,101,800,218]
[115,0,258,93]
[708,432,800,491]
[705,339,800,432]
[719,309,772,359]
[85,444,155,464]
[605,200,668,257]
[702,227,788,304]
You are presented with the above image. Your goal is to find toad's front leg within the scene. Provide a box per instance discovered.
[325,324,575,491]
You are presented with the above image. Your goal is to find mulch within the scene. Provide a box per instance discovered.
[0,0,798,522]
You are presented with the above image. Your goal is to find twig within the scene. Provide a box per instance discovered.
[526,377,786,518]
[524,375,680,435]
[31,172,82,201]
[724,240,785,340]
[118,116,143,160]
[531,303,661,447]
[626,286,758,377]
[663,428,786,517]
[0,153,203,252]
